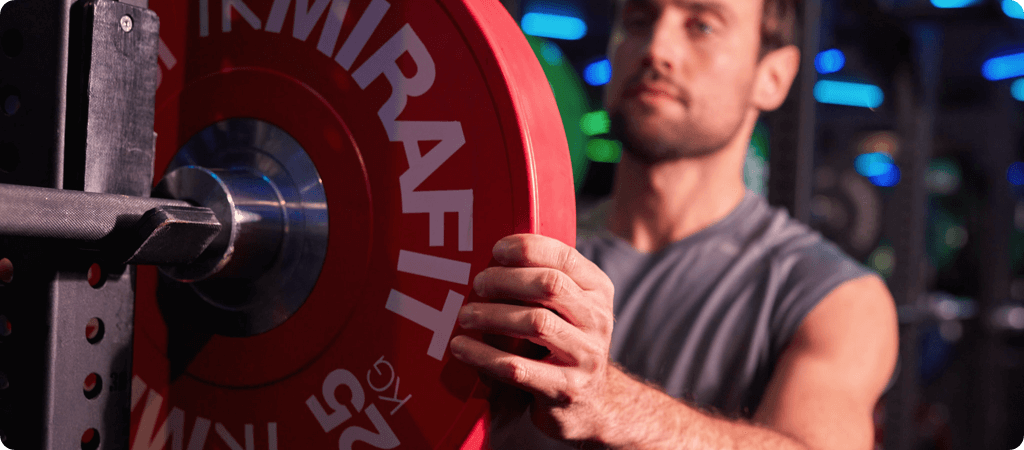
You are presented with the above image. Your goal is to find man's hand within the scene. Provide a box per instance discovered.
[449,233,616,442]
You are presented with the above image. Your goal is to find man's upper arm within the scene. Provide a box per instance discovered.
[752,275,899,450]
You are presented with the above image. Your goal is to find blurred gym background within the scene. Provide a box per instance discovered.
[501,0,1023,449]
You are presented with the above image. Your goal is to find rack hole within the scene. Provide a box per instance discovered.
[83,373,102,399]
[0,371,9,390]
[0,86,19,116]
[1,29,22,58]
[87,263,105,288]
[0,315,10,337]
[0,258,11,283]
[85,317,104,344]
[81,428,100,450]
[0,142,19,173]
[2,93,17,115]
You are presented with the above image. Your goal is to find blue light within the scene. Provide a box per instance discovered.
[856,152,901,187]
[1008,162,1024,186]
[1012,79,1024,101]
[522,13,587,40]
[814,49,846,74]
[870,165,902,187]
[931,0,980,7]
[855,152,896,178]
[1003,0,1024,18]
[982,52,1024,81]
[584,59,612,86]
[540,42,564,65]
[813,80,884,108]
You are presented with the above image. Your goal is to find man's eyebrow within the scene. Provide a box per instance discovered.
[622,0,734,22]
[674,0,733,21]
[622,0,656,11]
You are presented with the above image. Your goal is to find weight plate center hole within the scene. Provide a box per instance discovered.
[158,118,329,336]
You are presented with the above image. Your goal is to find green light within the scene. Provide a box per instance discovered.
[926,158,961,195]
[944,225,968,249]
[749,121,770,160]
[586,139,622,163]
[868,245,896,278]
[743,147,768,196]
[580,110,610,136]
[525,35,590,191]
[926,207,965,270]
[744,121,770,195]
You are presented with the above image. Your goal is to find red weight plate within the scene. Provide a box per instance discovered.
[130,0,574,449]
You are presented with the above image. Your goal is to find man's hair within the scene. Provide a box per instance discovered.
[760,0,800,57]
[610,0,802,58]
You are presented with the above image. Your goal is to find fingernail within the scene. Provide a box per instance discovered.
[458,304,475,327]
[449,336,465,358]
[472,273,486,297]
[492,239,511,260]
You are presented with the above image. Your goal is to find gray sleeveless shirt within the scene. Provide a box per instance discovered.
[490,192,874,449]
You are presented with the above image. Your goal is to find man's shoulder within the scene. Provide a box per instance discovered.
[738,195,856,269]
[571,193,871,285]
[573,193,844,259]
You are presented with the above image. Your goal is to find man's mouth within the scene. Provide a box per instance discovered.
[624,83,679,102]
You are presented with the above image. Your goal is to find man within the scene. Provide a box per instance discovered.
[449,0,900,448]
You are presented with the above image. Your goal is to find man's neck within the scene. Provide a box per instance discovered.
[605,115,755,253]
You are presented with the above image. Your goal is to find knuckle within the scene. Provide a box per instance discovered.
[558,246,579,274]
[529,309,556,338]
[510,235,531,258]
[577,343,605,371]
[596,308,614,333]
[560,372,586,401]
[506,359,531,385]
[539,270,569,298]
[601,276,615,298]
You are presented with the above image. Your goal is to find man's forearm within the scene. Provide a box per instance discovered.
[594,366,811,450]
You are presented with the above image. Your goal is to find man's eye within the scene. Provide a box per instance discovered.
[687,18,713,35]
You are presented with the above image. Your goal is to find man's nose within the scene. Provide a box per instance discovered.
[641,17,686,71]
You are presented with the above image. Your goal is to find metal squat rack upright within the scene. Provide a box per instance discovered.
[0,1,220,448]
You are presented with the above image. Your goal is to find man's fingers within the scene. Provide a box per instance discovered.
[449,334,565,400]
[492,234,612,294]
[458,302,590,364]
[473,266,594,326]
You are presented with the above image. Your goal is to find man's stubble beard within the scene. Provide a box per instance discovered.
[608,107,743,166]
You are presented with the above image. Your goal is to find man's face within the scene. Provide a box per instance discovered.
[605,0,765,163]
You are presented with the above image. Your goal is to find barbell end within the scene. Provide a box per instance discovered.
[124,205,222,265]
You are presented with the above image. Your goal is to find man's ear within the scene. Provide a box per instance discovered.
[751,45,800,112]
